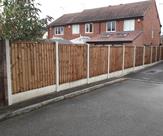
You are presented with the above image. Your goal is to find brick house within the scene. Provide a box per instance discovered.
[48,0,161,46]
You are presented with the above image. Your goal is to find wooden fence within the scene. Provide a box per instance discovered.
[135,47,144,66]
[1,40,163,105]
[0,40,6,105]
[124,46,134,69]
[110,46,123,72]
[90,46,108,77]
[9,42,163,95]
[145,46,150,64]
[162,47,163,60]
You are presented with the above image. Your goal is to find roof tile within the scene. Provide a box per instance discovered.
[87,31,143,43]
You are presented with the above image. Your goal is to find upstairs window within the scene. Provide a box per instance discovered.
[106,21,116,32]
[124,19,135,31]
[85,23,93,33]
[55,27,64,35]
[72,24,80,34]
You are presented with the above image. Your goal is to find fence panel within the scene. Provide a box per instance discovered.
[152,47,156,63]
[135,47,143,66]
[157,47,160,61]
[90,46,108,77]
[59,45,87,84]
[124,46,134,69]
[145,46,151,64]
[0,40,5,105]
[110,46,123,73]
[161,47,163,60]
[11,42,56,94]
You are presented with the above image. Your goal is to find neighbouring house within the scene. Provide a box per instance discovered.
[48,0,161,46]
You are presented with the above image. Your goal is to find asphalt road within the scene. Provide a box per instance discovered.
[0,63,163,136]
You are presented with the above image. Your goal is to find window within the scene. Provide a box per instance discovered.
[72,24,80,34]
[106,21,116,32]
[123,19,135,31]
[85,23,93,33]
[55,27,64,35]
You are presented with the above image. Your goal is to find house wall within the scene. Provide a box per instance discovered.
[48,0,161,46]
[143,0,161,46]
[161,36,163,45]
[133,33,144,46]
[48,18,143,40]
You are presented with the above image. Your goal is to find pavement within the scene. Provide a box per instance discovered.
[0,62,163,136]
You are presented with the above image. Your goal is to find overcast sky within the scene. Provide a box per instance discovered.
[37,0,163,34]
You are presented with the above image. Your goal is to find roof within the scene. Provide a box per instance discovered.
[87,31,143,44]
[71,36,91,44]
[49,0,151,27]
[46,38,73,44]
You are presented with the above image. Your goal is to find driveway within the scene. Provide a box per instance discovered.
[0,63,163,136]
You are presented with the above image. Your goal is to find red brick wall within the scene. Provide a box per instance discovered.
[143,0,161,46]
[133,33,144,46]
[48,18,144,40]
[48,27,53,39]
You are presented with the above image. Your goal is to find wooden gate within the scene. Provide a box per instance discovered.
[0,40,5,105]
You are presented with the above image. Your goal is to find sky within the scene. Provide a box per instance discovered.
[37,0,163,34]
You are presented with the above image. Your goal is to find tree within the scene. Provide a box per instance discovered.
[0,0,49,41]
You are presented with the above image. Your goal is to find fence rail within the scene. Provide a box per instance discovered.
[1,40,163,105]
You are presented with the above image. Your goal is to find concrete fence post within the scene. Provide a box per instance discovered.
[5,39,12,105]
[151,46,153,63]
[133,45,136,70]
[122,45,125,72]
[107,45,111,78]
[87,44,90,84]
[143,46,146,66]
[55,42,59,92]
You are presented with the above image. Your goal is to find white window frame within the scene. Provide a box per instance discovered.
[72,24,80,34]
[123,19,135,31]
[106,21,116,32]
[85,23,93,33]
[55,27,64,35]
